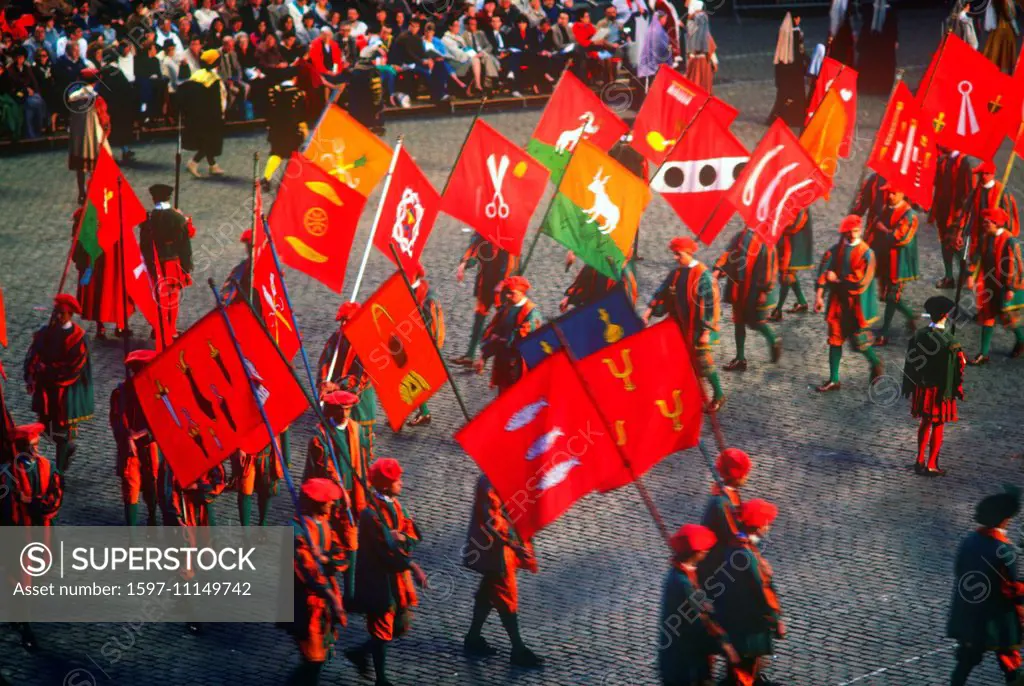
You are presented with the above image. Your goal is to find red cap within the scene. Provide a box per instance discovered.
[239,229,253,244]
[739,499,778,530]
[502,275,531,293]
[880,182,898,192]
[370,457,403,489]
[13,423,46,443]
[323,390,358,407]
[79,67,100,80]
[974,160,996,175]
[336,301,360,322]
[125,349,157,369]
[716,447,752,483]
[670,523,717,555]
[301,478,343,503]
[669,236,699,255]
[54,293,82,315]
[982,207,1010,226]
[839,214,862,234]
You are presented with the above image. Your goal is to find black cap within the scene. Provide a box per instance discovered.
[149,183,173,202]
[976,486,1021,527]
[924,296,956,322]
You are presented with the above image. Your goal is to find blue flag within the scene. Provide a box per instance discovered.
[518,287,644,368]
[638,12,672,78]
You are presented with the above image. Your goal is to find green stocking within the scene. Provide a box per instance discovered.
[238,494,253,527]
[896,301,915,321]
[125,503,139,527]
[280,430,291,469]
[862,346,880,367]
[751,323,777,349]
[829,345,842,383]
[792,280,807,305]
[880,301,897,336]
[1014,328,1024,344]
[777,283,790,310]
[418,402,430,417]
[981,326,994,355]
[734,325,746,361]
[467,313,486,358]
[707,372,724,401]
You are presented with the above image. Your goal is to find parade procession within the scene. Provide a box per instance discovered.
[5,0,1024,683]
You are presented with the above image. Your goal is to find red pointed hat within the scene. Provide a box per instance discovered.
[739,499,778,529]
[839,215,862,233]
[669,236,699,254]
[370,457,403,489]
[323,390,359,408]
[301,477,343,503]
[502,275,531,293]
[670,524,717,555]
[13,423,46,442]
[716,447,752,482]
[982,207,1010,226]
[53,293,82,315]
[336,301,360,322]
[239,229,253,243]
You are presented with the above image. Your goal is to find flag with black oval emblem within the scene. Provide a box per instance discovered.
[650,108,749,244]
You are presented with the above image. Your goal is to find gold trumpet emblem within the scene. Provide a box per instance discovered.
[602,349,635,391]
[599,308,623,344]
[655,390,685,432]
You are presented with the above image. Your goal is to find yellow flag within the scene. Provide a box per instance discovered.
[302,106,393,198]
[799,88,847,201]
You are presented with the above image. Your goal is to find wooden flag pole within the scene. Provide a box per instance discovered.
[323,136,404,389]
[56,198,88,300]
[846,69,905,215]
[299,87,344,154]
[440,96,489,197]
[994,121,1023,207]
[117,176,130,363]
[247,152,259,305]
[550,322,671,547]
[174,116,182,209]
[389,243,473,422]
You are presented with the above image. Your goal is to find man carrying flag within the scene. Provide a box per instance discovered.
[930,149,974,289]
[712,229,782,371]
[476,276,544,392]
[317,303,377,458]
[453,234,519,367]
[643,237,725,412]
[72,205,132,340]
[407,264,445,428]
[462,474,543,668]
[967,207,1024,364]
[872,185,920,347]
[560,257,637,312]
[851,172,887,236]
[813,215,883,393]
[771,209,814,320]
[110,349,160,526]
[960,161,1020,261]
[140,183,195,340]
[221,230,258,307]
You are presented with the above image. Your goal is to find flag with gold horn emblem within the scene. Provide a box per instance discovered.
[268,153,367,293]
[575,321,703,492]
[343,272,448,431]
[518,287,643,369]
[303,105,394,197]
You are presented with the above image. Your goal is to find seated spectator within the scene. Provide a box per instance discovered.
[207,17,229,47]
[95,13,118,44]
[70,2,97,34]
[228,15,246,37]
[219,0,242,28]
[116,40,136,83]
[392,9,406,33]
[268,0,291,30]
[133,39,164,123]
[310,0,331,27]
[508,13,543,92]
[389,17,447,102]
[522,0,545,28]
[277,14,297,40]
[347,7,368,36]
[594,4,625,56]
[441,15,482,96]
[287,0,310,30]
[545,10,583,77]
[34,0,74,21]
[495,0,522,27]
[251,18,272,45]
[255,30,289,78]
[236,30,258,69]
[57,25,88,61]
[279,30,302,62]
[242,0,272,34]
[178,15,197,45]
[541,0,560,23]
[159,40,183,100]
[6,47,47,138]
[422,21,455,82]
[180,35,204,77]
[363,31,404,107]
[220,35,251,117]
[31,47,60,131]
[55,40,87,94]
[195,0,221,33]
[576,7,618,83]
[338,21,359,65]
[156,17,184,53]
[123,0,152,44]
[485,14,520,94]
[0,61,26,140]
[296,13,317,45]
[325,10,342,33]
[23,24,58,64]
[462,14,497,83]
[368,5,389,35]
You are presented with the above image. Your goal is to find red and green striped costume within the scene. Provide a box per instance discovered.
[481,299,544,391]
[649,260,720,378]
[412,280,444,419]
[874,200,920,301]
[715,229,779,325]
[816,239,879,350]
[974,229,1024,329]
[564,263,638,309]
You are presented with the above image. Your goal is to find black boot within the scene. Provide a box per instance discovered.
[370,639,393,686]
[19,623,37,652]
[343,643,370,677]
[499,611,543,668]
[464,590,497,656]
[286,659,324,686]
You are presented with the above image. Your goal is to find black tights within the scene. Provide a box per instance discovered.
[192,151,215,164]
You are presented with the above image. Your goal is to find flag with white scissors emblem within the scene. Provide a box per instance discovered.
[440,120,550,256]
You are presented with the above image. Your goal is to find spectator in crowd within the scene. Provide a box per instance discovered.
[325,9,342,32]
[228,15,245,37]
[57,24,88,60]
[522,0,545,28]
[310,0,330,27]
[194,0,221,33]
[156,16,184,53]
[5,47,47,138]
[56,39,88,90]
[98,60,138,159]
[207,16,229,47]
[495,0,522,28]
[338,21,359,65]
[31,47,60,132]
[71,2,98,34]
[117,40,136,83]
[241,0,271,34]
[123,0,152,43]
[181,36,204,77]
[296,13,317,44]
[390,17,447,102]
[251,18,272,45]
[368,5,389,34]
[95,14,118,44]
[541,0,560,22]
[35,0,74,20]
[534,16,559,86]
[485,14,520,94]
[178,15,197,44]
[363,31,404,107]
[23,24,58,63]
[236,30,258,69]
[277,14,296,39]
[268,0,290,30]
[287,0,311,30]
[219,0,242,28]
[347,7,368,36]
[545,10,583,77]
[159,39,183,103]
[463,14,497,82]
[392,9,406,33]
[423,21,458,88]
[508,14,541,92]
[133,39,164,123]
[220,34,251,116]
[441,15,483,96]
[279,30,302,63]
[86,41,103,68]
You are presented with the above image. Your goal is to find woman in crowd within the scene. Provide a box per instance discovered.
[442,16,484,97]
[32,47,60,133]
[767,12,806,127]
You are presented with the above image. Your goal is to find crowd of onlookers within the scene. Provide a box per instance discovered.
[0,0,661,144]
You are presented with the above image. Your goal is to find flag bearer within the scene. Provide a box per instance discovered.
[318,302,378,458]
[560,257,638,311]
[929,148,973,289]
[476,276,544,392]
[263,77,308,191]
[872,185,920,346]
[699,447,750,583]
[967,207,1024,364]
[139,183,194,340]
[770,208,813,320]
[452,233,519,367]
[961,161,1019,260]
[407,264,445,427]
[110,349,159,526]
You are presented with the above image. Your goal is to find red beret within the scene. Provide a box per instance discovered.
[880,182,900,192]
[369,457,403,489]
[502,275,531,293]
[335,301,360,322]
[982,207,1010,226]
[323,390,358,407]
[54,293,82,315]
[839,214,862,233]
[739,499,778,530]
[239,229,253,243]
[669,236,699,254]
[716,447,751,482]
[670,523,717,555]
[125,349,157,369]
[79,68,100,80]
[974,160,996,175]
[13,423,46,442]
[301,477,343,503]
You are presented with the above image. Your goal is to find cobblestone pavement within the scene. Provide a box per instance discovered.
[2,6,1022,685]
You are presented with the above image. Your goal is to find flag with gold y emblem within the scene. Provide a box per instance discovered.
[542,140,652,279]
[303,105,393,196]
[576,321,703,492]
[268,154,367,293]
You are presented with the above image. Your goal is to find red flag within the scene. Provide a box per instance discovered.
[0,285,6,348]
[91,148,148,251]
[649,107,749,244]
[805,58,858,158]
[917,33,1019,162]
[1011,48,1024,157]
[725,120,829,247]
[455,352,620,539]
[344,272,448,430]
[121,229,167,344]
[868,80,938,211]
[631,65,738,166]
[576,322,703,491]
[133,302,309,489]
[440,120,550,256]
[253,186,301,360]
[373,147,440,276]
[268,153,367,293]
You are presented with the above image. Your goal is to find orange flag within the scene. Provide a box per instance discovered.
[799,88,847,200]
